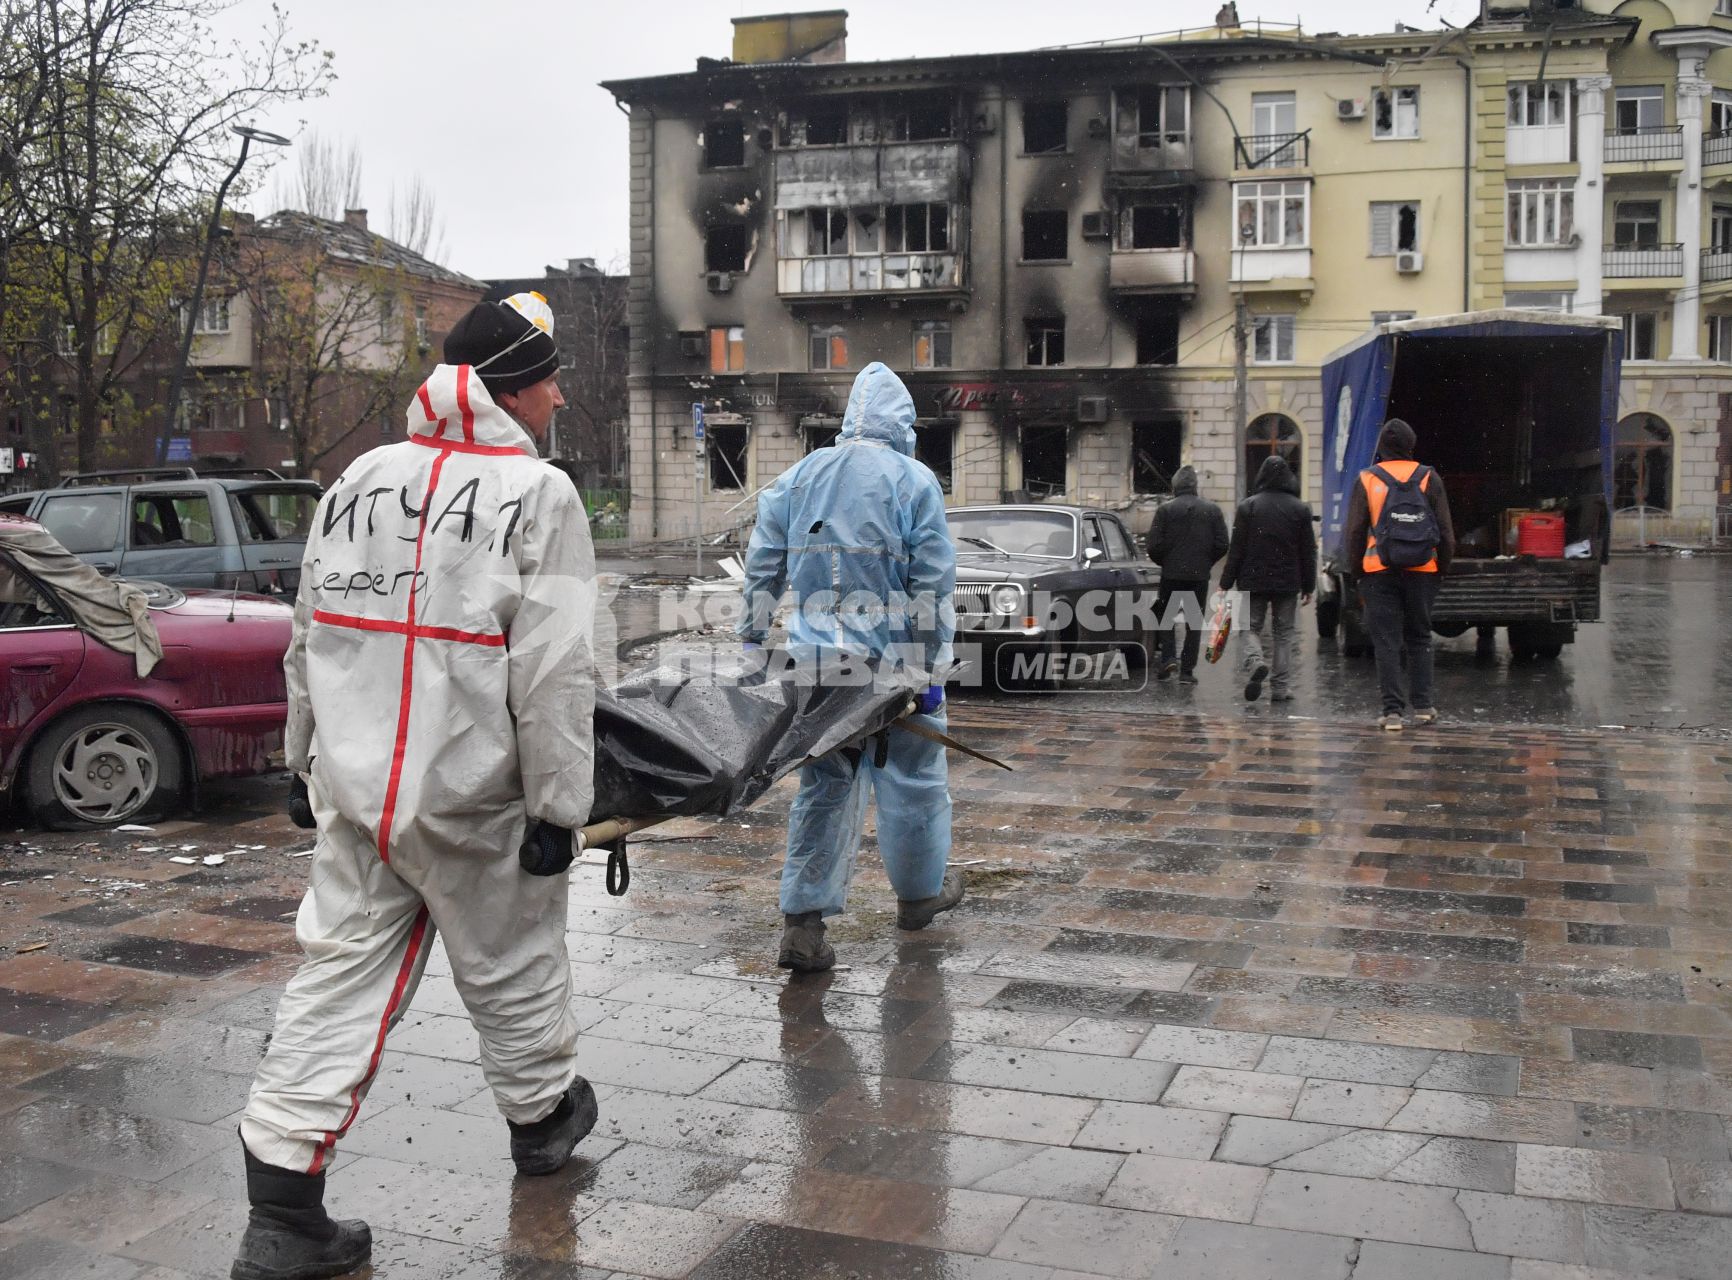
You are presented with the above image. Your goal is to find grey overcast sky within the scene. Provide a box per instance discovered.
[216,0,1482,280]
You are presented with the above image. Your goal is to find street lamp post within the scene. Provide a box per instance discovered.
[159,123,291,464]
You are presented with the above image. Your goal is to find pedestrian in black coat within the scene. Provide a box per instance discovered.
[1220,455,1316,703]
[1144,465,1229,683]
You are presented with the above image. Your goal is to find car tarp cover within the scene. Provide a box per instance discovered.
[0,514,163,677]
[590,654,924,819]
[1318,316,1620,561]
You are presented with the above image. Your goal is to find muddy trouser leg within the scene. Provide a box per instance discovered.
[1358,573,1409,716]
[422,805,579,1125]
[781,748,872,918]
[872,709,952,903]
[1269,593,1297,695]
[240,788,433,1173]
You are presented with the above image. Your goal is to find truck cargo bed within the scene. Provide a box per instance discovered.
[1434,557,1601,625]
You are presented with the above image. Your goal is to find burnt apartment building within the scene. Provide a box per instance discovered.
[603,9,1474,542]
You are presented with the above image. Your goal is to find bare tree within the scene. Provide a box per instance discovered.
[2,0,332,472]
[276,130,363,221]
[555,261,629,483]
[229,214,417,475]
[387,174,445,264]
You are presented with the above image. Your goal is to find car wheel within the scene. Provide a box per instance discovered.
[1315,597,1340,639]
[26,705,184,831]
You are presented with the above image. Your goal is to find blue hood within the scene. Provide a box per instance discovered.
[839,362,917,455]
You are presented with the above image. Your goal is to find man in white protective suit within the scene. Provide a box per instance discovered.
[230,293,598,1280]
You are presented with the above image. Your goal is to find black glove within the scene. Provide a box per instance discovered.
[288,774,315,830]
[519,821,577,876]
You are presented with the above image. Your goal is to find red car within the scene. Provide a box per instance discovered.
[1,513,292,829]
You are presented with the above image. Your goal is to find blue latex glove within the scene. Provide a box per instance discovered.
[915,684,944,715]
[742,640,763,653]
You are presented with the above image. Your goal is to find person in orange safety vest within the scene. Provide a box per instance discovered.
[1343,418,1455,731]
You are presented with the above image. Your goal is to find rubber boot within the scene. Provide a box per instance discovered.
[777,911,835,973]
[230,1145,371,1280]
[509,1078,600,1176]
[897,868,966,931]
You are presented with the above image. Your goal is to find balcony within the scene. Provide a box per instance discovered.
[1108,248,1196,296]
[1603,243,1683,279]
[773,140,966,209]
[1604,126,1683,165]
[1229,246,1313,295]
[777,252,964,297]
[1234,131,1309,172]
[1704,247,1732,284]
[1707,130,1732,168]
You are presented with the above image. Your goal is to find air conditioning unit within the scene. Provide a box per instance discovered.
[1080,211,1113,240]
[1395,250,1424,274]
[1076,395,1111,424]
[1086,116,1110,140]
[705,271,734,294]
[678,333,706,359]
[1337,98,1367,120]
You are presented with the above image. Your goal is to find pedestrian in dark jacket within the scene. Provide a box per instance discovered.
[1343,417,1455,730]
[1144,465,1229,683]
[1220,454,1316,704]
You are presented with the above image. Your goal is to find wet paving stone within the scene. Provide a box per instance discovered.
[78,935,266,977]
[0,989,112,1040]
[1571,1029,1704,1071]
[7,706,1732,1275]
[39,902,154,927]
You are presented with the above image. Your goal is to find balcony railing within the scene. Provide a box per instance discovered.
[1706,130,1732,167]
[1604,125,1683,163]
[1603,243,1683,278]
[1235,130,1310,170]
[1704,247,1732,283]
[777,252,963,296]
[1108,248,1196,293]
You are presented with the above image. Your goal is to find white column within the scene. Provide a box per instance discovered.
[1675,69,1710,359]
[1575,76,1612,315]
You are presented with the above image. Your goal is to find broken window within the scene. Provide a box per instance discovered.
[1235,180,1309,248]
[886,96,953,141]
[1026,318,1065,366]
[1369,201,1419,256]
[1020,425,1068,497]
[805,207,850,255]
[705,224,749,272]
[1129,86,1189,149]
[853,208,881,253]
[1132,420,1183,495]
[1621,312,1658,360]
[802,421,841,453]
[1122,202,1186,250]
[704,118,745,168]
[800,101,848,145]
[1251,315,1295,364]
[808,323,849,371]
[916,423,955,492]
[1022,100,1068,153]
[708,424,748,491]
[708,325,745,373]
[912,319,952,369]
[1613,200,1661,249]
[1022,209,1067,261]
[887,203,950,253]
[1372,86,1419,139]
[1134,309,1179,365]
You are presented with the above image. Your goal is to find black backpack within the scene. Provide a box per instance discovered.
[1369,464,1439,569]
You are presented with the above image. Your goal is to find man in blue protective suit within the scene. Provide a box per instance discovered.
[739,362,962,973]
